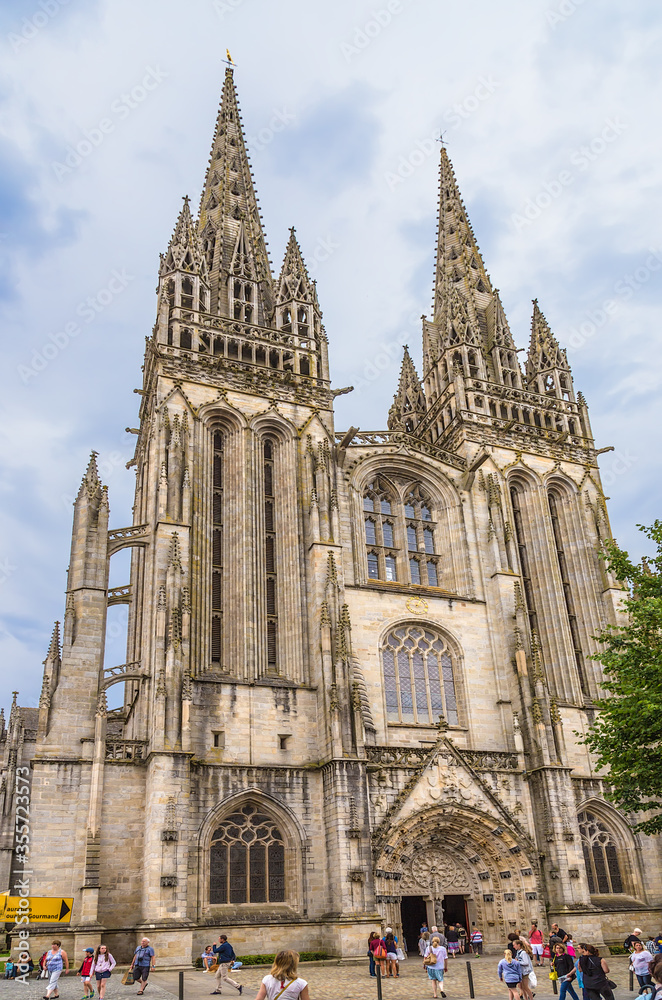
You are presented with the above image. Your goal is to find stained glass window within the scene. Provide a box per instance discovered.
[210,803,286,904]
[578,811,624,894]
[403,485,439,586]
[381,626,459,726]
[211,432,223,663]
[363,479,399,581]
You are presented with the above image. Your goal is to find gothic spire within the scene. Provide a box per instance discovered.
[433,147,493,328]
[160,196,208,279]
[388,346,427,431]
[77,452,104,504]
[45,621,61,663]
[526,299,571,388]
[198,66,274,322]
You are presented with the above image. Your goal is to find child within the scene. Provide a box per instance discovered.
[78,947,95,998]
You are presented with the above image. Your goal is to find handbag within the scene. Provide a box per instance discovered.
[423,951,437,967]
[529,970,538,988]
[374,943,387,960]
[607,980,617,990]
[549,969,559,980]
[122,971,135,986]
[396,948,406,961]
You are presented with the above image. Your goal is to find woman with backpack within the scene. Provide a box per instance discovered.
[577,943,614,1000]
[498,949,523,1000]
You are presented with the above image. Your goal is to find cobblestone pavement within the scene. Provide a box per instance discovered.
[0,955,639,1000]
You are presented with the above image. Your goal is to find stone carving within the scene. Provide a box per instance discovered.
[409,850,470,894]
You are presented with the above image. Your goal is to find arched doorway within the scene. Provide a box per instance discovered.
[373,804,542,951]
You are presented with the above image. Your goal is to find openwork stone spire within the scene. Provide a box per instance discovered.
[433,146,493,329]
[276,228,317,308]
[388,346,426,431]
[526,300,570,379]
[198,66,274,321]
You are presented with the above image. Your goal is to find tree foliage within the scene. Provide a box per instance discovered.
[580,520,662,834]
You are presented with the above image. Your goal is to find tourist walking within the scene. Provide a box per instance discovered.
[498,950,523,1000]
[44,940,69,1000]
[630,940,654,994]
[552,943,580,1000]
[370,933,387,977]
[424,935,448,999]
[551,924,569,946]
[530,922,544,965]
[367,932,379,978]
[211,934,242,995]
[253,951,309,1000]
[420,931,431,960]
[130,938,156,994]
[447,924,459,957]
[513,938,535,1000]
[458,924,467,954]
[577,944,614,1000]
[470,924,483,956]
[91,945,116,1000]
[384,930,398,978]
[77,947,95,999]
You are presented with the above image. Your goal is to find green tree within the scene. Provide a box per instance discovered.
[581,520,662,834]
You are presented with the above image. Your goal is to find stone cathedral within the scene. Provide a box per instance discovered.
[2,68,661,963]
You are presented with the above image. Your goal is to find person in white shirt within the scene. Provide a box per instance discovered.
[253,951,310,1000]
[424,935,448,1000]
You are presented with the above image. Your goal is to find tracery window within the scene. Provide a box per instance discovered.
[510,484,538,634]
[578,811,624,894]
[210,803,285,904]
[404,485,439,587]
[211,432,223,664]
[363,480,398,582]
[382,625,459,726]
[233,280,254,322]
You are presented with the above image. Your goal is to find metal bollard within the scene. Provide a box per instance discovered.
[552,976,558,995]
[376,964,383,1000]
[630,969,634,993]
[179,969,184,1000]
[466,960,475,999]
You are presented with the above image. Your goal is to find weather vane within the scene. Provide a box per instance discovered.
[223,49,236,68]
[437,130,448,146]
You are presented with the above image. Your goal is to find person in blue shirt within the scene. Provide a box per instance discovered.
[211,935,242,996]
[498,950,523,1000]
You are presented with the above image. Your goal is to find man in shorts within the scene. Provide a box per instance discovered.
[130,939,155,995]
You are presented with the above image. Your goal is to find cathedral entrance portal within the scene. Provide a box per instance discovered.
[442,893,468,933]
[400,894,427,954]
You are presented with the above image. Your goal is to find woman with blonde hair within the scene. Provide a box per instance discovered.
[253,951,309,1000]
[424,935,448,999]
[498,949,523,1000]
[513,939,535,1000]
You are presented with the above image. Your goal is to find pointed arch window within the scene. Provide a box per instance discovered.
[578,811,624,895]
[404,485,439,587]
[510,484,538,635]
[382,625,459,726]
[211,432,223,664]
[363,480,398,582]
[232,281,255,323]
[210,803,285,904]
[264,440,278,672]
[548,490,588,696]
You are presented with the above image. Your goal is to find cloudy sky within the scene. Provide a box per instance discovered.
[0,0,660,714]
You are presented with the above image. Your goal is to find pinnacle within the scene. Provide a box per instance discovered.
[161,196,206,277]
[276,228,315,305]
[46,621,61,661]
[526,298,570,377]
[78,452,104,501]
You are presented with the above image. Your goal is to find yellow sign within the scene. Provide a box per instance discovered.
[0,896,73,923]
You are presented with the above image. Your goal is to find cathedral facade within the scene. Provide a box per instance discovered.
[2,68,661,963]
